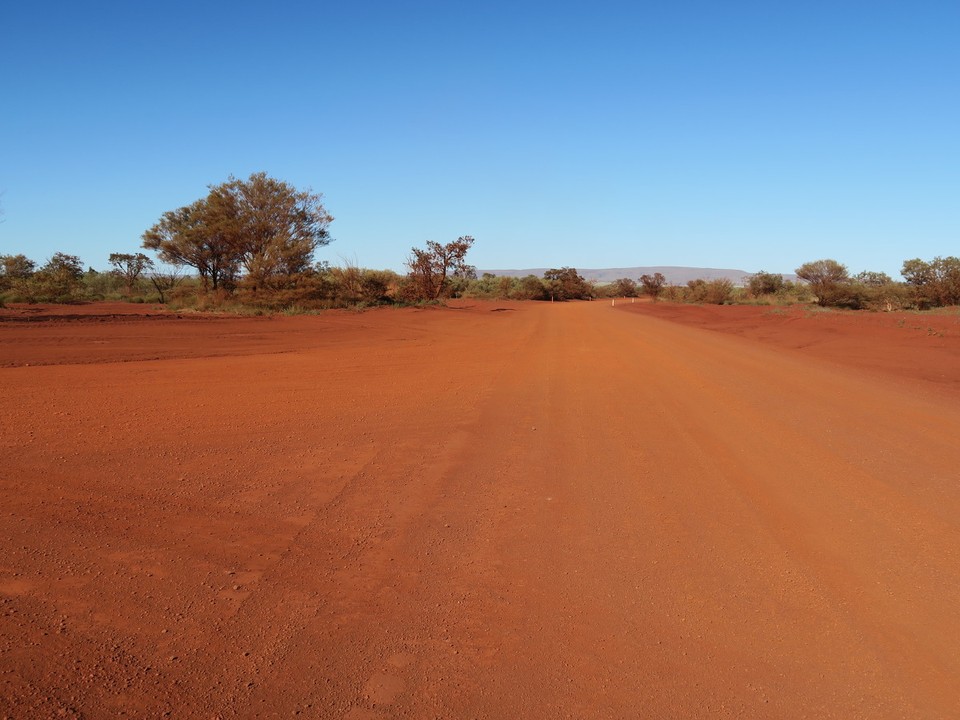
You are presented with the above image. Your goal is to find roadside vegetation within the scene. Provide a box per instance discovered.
[1,172,958,313]
[646,259,959,312]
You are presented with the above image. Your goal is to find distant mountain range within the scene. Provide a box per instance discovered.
[479,266,798,286]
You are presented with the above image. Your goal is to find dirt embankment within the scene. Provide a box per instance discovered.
[618,300,960,394]
[2,301,959,718]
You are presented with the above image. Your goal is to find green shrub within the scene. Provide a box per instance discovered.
[514,275,548,300]
[748,271,785,297]
[775,281,812,305]
[81,268,128,300]
[703,278,734,304]
[902,257,960,308]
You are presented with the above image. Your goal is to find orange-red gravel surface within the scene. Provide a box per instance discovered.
[2,300,959,718]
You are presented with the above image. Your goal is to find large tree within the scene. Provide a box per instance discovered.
[109,252,154,293]
[406,236,475,300]
[142,173,333,291]
[902,256,960,307]
[796,259,849,306]
[142,198,238,290]
[610,278,639,298]
[543,267,592,301]
[212,172,333,288]
[639,272,666,301]
[33,253,84,301]
[0,254,36,291]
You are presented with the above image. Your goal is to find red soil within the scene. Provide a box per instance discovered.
[619,301,960,395]
[2,300,959,718]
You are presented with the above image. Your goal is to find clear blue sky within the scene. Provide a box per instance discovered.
[2,1,957,277]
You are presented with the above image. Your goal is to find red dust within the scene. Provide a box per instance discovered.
[2,300,959,718]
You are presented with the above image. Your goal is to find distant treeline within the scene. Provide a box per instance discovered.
[3,252,958,313]
[1,173,957,312]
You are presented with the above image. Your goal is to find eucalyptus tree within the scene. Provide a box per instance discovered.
[143,172,333,292]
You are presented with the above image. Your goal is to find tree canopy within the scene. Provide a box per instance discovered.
[639,272,666,300]
[902,256,960,307]
[610,278,639,297]
[796,259,849,306]
[406,236,475,300]
[142,172,333,291]
[34,253,84,302]
[0,254,36,286]
[543,267,592,301]
[853,270,893,286]
[109,252,154,293]
[748,271,784,296]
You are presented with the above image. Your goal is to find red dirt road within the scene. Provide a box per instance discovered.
[2,301,959,718]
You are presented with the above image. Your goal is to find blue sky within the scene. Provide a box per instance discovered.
[2,1,957,277]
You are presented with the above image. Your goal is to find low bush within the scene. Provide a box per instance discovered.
[683,278,734,304]
[748,271,785,297]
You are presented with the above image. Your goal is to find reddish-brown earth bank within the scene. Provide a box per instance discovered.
[2,300,959,718]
